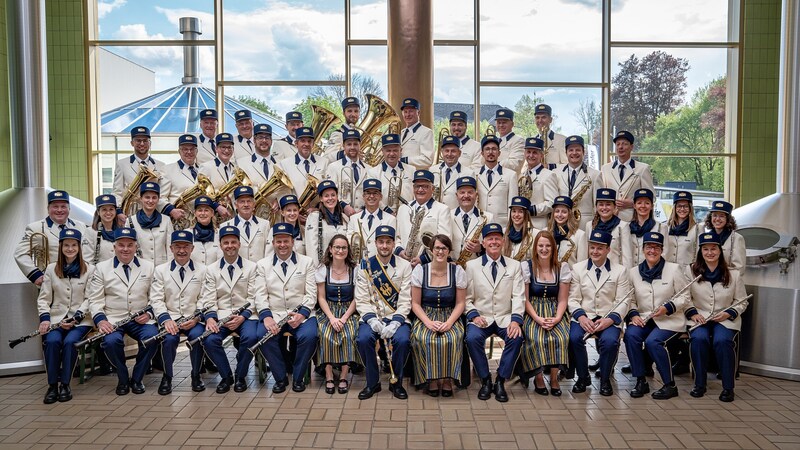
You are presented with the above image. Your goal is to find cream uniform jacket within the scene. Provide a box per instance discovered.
[535,130,569,167]
[37,263,95,327]
[600,159,655,222]
[546,164,600,230]
[431,163,475,211]
[326,157,368,209]
[198,256,258,321]
[87,256,156,324]
[161,160,202,204]
[685,266,749,331]
[396,198,452,258]
[149,259,207,321]
[14,218,96,283]
[627,261,691,333]
[278,154,329,199]
[234,134,256,161]
[188,228,221,267]
[583,220,633,268]
[714,231,747,274]
[450,207,492,263]
[196,133,218,166]
[346,208,397,258]
[568,258,632,326]
[220,215,270,262]
[497,132,525,173]
[622,221,672,267]
[464,255,526,328]
[665,223,704,267]
[112,155,171,213]
[354,255,413,323]
[458,136,484,170]
[270,137,298,164]
[400,122,435,170]
[477,164,519,229]
[556,228,588,267]
[365,162,413,211]
[198,158,238,191]
[91,227,116,264]
[323,124,355,163]
[129,213,174,266]
[304,211,349,267]
[521,164,557,230]
[255,252,317,323]
[236,153,277,189]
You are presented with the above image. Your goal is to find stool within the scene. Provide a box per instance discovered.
[77,340,102,384]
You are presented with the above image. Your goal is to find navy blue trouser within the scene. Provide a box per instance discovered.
[258,317,318,383]
[102,322,159,386]
[690,322,738,390]
[202,319,258,380]
[623,321,678,384]
[465,322,523,380]
[43,325,91,385]
[569,322,620,383]
[160,323,205,378]
[357,320,411,388]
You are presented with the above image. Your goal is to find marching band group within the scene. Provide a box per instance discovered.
[14,96,749,406]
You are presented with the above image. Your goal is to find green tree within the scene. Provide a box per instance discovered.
[293,95,343,140]
[573,98,601,144]
[513,93,546,137]
[234,95,279,119]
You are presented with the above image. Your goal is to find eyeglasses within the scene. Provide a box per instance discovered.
[332,246,349,252]
[432,246,449,253]
[414,184,431,190]
[675,204,691,209]
[132,138,150,144]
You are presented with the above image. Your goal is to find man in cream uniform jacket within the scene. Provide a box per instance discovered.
[255,223,318,393]
[324,96,361,163]
[270,111,304,163]
[568,229,632,397]
[220,186,270,262]
[399,97,435,170]
[395,170,452,267]
[476,135,519,229]
[464,223,525,402]
[149,230,207,395]
[546,135,601,230]
[162,134,202,204]
[278,126,328,201]
[365,134,414,213]
[449,110,483,170]
[326,129,368,210]
[493,108,525,173]
[199,133,240,191]
[431,135,475,210]
[346,179,397,258]
[600,130,654,222]
[198,226,259,394]
[196,109,219,165]
[519,137,557,229]
[237,123,277,189]
[233,109,256,161]
[533,104,569,168]
[15,190,95,286]
[87,227,158,396]
[450,176,492,264]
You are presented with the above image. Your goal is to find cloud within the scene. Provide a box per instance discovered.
[98,0,126,19]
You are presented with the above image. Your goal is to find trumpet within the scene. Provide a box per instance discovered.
[638,275,702,325]
[141,307,208,347]
[248,305,302,355]
[185,302,251,349]
[582,288,635,342]
[688,294,752,332]
[29,230,50,273]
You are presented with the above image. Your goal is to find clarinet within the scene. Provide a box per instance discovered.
[248,305,302,355]
[141,307,209,347]
[94,223,103,264]
[185,302,251,349]
[9,316,78,349]
[74,306,153,349]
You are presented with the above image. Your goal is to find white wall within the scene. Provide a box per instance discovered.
[98,48,156,112]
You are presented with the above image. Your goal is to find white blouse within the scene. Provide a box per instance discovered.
[521,261,572,284]
[410,263,467,289]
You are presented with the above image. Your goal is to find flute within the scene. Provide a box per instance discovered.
[639,275,702,325]
[74,306,153,349]
[688,294,752,332]
[247,305,302,355]
[581,287,635,342]
[185,302,251,349]
[141,307,209,347]
[9,316,79,349]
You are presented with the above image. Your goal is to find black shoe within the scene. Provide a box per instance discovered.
[272,378,288,394]
[234,378,247,393]
[425,385,440,397]
[533,377,549,396]
[216,376,233,394]
[58,384,72,402]
[441,388,453,398]
[130,380,146,395]
[690,386,706,398]
[563,367,575,380]
[389,383,408,400]
[599,380,613,397]
[719,389,735,402]
[478,377,493,400]
[572,377,590,393]
[550,387,562,397]
[588,361,600,371]
[44,384,59,404]
[115,383,130,396]
[325,379,335,395]
[358,383,382,400]
[494,377,508,402]
[518,373,530,389]
[630,378,650,398]
[594,370,601,378]
[292,380,306,393]
[621,364,632,374]
[158,376,172,395]
[191,376,205,392]
[652,384,679,400]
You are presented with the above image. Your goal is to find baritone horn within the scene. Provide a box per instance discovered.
[310,104,341,156]
[356,94,401,167]
[339,165,354,205]
[255,166,294,221]
[172,173,215,229]
[120,164,159,217]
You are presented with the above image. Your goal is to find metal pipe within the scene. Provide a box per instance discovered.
[180,17,202,85]
[777,0,800,194]
[388,0,433,126]
[6,0,49,189]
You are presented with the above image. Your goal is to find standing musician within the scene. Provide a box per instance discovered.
[324,96,361,163]
[448,110,483,170]
[503,196,536,261]
[162,134,202,205]
[15,190,95,286]
[399,97,435,170]
[233,109,256,161]
[271,111,304,162]
[256,223,318,393]
[520,137,556,230]
[278,126,329,206]
[315,234,360,395]
[585,188,632,267]
[547,196,588,267]
[91,194,121,263]
[600,130,654,222]
[568,229,632,396]
[198,226,259,394]
[326,129,367,210]
[199,133,239,191]
[87,227,158,396]
[220,186,270,262]
[494,108,525,173]
[518,230,571,396]
[265,195,306,258]
[238,124,277,188]
[37,229,94,404]
[686,233,749,402]
[410,235,466,397]
[622,188,671,267]
[395,170,452,267]
[196,108,219,165]
[624,231,691,400]
[477,135,519,229]
[306,180,350,267]
[545,135,599,230]
[533,104,568,169]
[451,176,492,264]
[149,230,207,394]
[128,182,174,266]
[354,225,413,400]
[189,196,221,266]
[704,200,747,274]
[464,223,525,402]
[431,135,475,210]
[365,133,413,213]
[347,179,397,259]
[666,191,704,267]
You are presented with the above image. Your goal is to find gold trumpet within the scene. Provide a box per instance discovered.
[173,173,215,230]
[29,231,50,272]
[121,165,159,217]
[310,104,342,156]
[254,166,293,220]
[357,94,401,167]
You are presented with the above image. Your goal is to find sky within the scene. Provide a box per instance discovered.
[96,0,732,134]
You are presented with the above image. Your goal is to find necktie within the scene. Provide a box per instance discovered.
[228,264,235,280]
[304,159,310,174]
[123,264,130,281]
[262,159,269,179]
[281,261,288,275]
[402,129,409,141]
[58,224,66,231]
[487,169,493,187]
[463,213,470,232]
[491,261,498,282]
[224,165,230,181]
[391,168,397,177]
[367,214,374,230]
[445,167,452,184]
[179,266,185,282]
[352,163,360,183]
[210,140,216,153]
[140,160,147,169]
[619,164,626,181]
[596,267,602,281]
[570,169,577,190]
[246,139,253,152]
[189,165,197,179]
[244,221,251,238]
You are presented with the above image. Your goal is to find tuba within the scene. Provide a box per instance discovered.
[310,104,342,156]
[356,94,401,167]
[173,173,215,230]
[121,165,159,217]
[214,167,251,217]
[29,231,50,273]
[254,166,293,220]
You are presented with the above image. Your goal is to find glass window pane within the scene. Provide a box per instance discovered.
[350,0,387,40]
[95,0,215,40]
[611,0,732,42]
[433,0,474,40]
[479,0,601,82]
[350,45,388,101]
[222,1,344,81]
[434,46,475,132]
[639,156,727,204]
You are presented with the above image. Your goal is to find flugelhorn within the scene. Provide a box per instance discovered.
[29,231,50,273]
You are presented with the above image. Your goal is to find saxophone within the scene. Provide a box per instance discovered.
[571,177,593,222]
[404,206,427,257]
[455,212,487,267]
[512,229,534,261]
[557,225,577,264]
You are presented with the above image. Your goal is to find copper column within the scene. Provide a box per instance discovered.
[388,0,433,126]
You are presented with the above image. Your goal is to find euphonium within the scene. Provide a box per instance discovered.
[214,167,251,216]
[173,173,215,229]
[121,164,159,217]
[518,174,533,199]
[357,94,401,167]
[29,231,50,273]
[310,104,341,156]
[254,166,294,220]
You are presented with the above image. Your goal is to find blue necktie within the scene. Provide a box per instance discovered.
[246,139,253,152]
[463,213,470,232]
[281,261,288,275]
[353,163,360,183]
[368,214,374,230]
[304,159,310,174]
[391,168,397,177]
[445,167,452,184]
[487,169,493,187]
[210,140,216,153]
[263,159,269,179]
[123,264,130,281]
[491,261,498,282]
[402,129,409,141]
[596,267,602,281]
[189,165,197,179]
[179,266,185,282]
[228,265,235,280]
[244,221,251,238]
[619,164,626,181]
[224,165,230,181]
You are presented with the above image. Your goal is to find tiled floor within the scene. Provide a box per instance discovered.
[1,345,799,450]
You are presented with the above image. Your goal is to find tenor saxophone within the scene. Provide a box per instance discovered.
[455,213,487,267]
[571,178,593,222]
[512,230,534,261]
[403,206,427,257]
